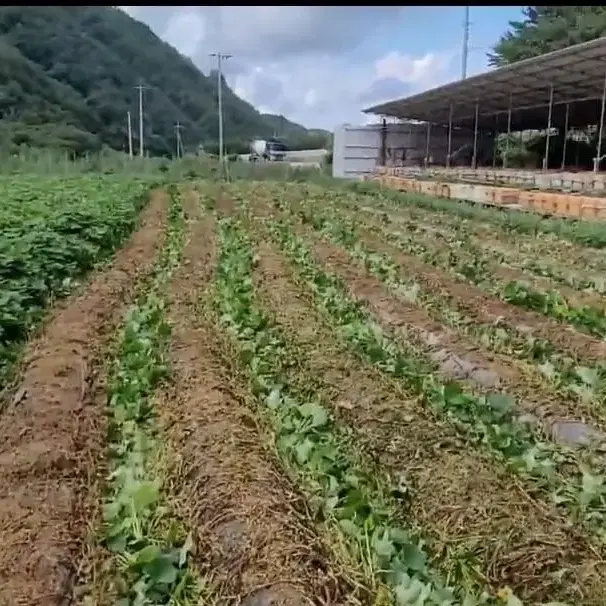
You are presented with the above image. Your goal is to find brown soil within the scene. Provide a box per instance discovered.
[215,185,236,216]
[482,232,606,278]
[474,229,606,274]
[156,189,355,605]
[242,186,606,427]
[466,221,606,274]
[251,238,606,605]
[270,182,606,327]
[0,191,168,606]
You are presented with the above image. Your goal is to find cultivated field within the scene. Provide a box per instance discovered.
[2,174,606,605]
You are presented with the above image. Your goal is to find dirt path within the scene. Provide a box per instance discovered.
[251,239,606,605]
[156,189,354,605]
[215,185,236,216]
[0,191,168,605]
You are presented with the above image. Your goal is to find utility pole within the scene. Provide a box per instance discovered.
[209,52,232,168]
[134,83,146,157]
[127,111,133,158]
[174,121,184,159]
[462,6,470,80]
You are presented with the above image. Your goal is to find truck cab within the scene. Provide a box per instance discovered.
[266,138,287,161]
[250,137,288,162]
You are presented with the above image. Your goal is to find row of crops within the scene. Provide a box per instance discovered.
[0,175,155,390]
[87,179,606,605]
[196,182,606,605]
[4,174,606,605]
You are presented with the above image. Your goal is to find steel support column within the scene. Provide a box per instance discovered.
[561,102,569,171]
[595,71,606,173]
[504,94,512,169]
[379,118,387,166]
[446,103,453,168]
[425,121,431,168]
[543,85,554,171]
[472,101,479,169]
[492,114,498,169]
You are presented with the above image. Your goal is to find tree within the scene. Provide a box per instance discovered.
[488,7,606,67]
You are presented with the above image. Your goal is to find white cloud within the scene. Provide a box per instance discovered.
[375,51,451,86]
[118,6,138,17]
[304,89,317,108]
[162,10,206,58]
[121,6,458,131]
[210,7,406,59]
[257,105,279,115]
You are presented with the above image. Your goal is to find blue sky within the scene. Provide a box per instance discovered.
[120,6,524,130]
[361,7,523,78]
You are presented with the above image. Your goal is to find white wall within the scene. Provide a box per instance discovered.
[333,124,381,179]
[332,122,481,180]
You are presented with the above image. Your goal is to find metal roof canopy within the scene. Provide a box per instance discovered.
[364,36,606,132]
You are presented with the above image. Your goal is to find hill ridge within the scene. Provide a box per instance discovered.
[0,6,329,156]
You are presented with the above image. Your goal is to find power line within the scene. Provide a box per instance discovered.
[462,6,470,80]
[209,52,232,173]
[134,83,147,157]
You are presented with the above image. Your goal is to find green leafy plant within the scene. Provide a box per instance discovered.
[285,193,606,417]
[0,175,152,391]
[267,216,606,545]
[349,181,606,249]
[212,215,494,606]
[99,186,206,605]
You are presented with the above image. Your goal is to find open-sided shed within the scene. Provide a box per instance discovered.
[364,37,606,170]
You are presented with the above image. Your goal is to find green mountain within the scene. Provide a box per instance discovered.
[0,6,329,157]
[263,113,308,138]
[261,113,330,150]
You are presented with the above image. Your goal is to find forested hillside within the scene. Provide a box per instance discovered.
[0,6,329,157]
[260,113,330,151]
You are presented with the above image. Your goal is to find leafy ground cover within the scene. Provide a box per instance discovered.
[282,193,606,426]
[4,178,606,606]
[0,175,154,391]
[93,186,207,604]
[218,181,606,603]
[349,181,606,249]
[247,225,605,605]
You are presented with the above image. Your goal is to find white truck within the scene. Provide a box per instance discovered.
[249,137,287,162]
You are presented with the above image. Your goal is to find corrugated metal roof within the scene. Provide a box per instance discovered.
[363,36,606,132]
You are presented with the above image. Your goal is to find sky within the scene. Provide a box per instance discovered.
[119,6,524,131]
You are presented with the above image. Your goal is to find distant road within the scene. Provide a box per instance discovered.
[237,148,328,164]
